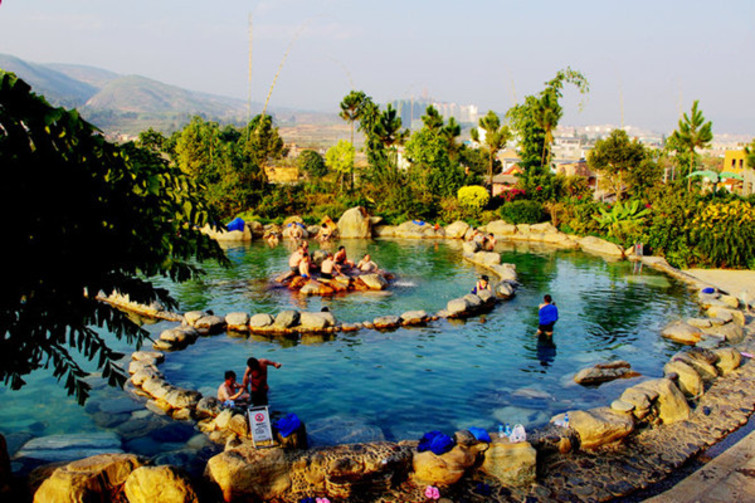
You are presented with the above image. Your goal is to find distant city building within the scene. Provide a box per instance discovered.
[392,98,479,129]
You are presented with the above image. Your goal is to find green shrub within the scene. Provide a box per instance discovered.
[499,200,547,224]
[692,200,755,268]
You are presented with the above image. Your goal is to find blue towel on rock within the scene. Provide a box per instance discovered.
[467,427,492,443]
[226,217,245,232]
[274,413,302,438]
[417,430,455,455]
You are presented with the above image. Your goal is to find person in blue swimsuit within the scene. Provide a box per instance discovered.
[537,294,559,336]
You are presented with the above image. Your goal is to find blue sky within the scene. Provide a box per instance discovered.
[0,0,752,134]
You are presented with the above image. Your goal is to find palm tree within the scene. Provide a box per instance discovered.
[470,110,511,188]
[535,90,561,170]
[339,90,367,189]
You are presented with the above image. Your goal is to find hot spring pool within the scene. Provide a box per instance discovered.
[1,239,700,462]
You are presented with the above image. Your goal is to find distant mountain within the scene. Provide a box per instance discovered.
[0,53,256,137]
[0,54,97,108]
[45,63,120,90]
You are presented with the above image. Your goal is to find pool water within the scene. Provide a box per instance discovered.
[1,239,699,457]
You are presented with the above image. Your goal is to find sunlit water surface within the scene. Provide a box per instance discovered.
[2,240,699,463]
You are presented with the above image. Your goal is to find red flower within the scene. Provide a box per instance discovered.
[536,186,542,191]
[645,203,652,209]
[577,195,582,200]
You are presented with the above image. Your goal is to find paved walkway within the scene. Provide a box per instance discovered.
[685,268,755,308]
[644,428,755,502]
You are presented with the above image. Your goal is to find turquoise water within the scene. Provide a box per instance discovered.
[1,239,699,459]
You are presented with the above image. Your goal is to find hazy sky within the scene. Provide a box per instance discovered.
[0,0,752,134]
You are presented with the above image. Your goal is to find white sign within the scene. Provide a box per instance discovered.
[248,406,273,448]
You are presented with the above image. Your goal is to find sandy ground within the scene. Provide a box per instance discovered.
[685,269,755,304]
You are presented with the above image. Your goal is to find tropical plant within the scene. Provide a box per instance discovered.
[470,110,511,188]
[0,71,226,402]
[592,199,650,236]
[339,90,368,189]
[507,67,589,173]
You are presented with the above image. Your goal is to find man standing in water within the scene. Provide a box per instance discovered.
[242,357,282,406]
[537,294,559,336]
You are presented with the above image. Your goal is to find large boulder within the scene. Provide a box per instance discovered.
[446,297,471,317]
[663,360,703,397]
[706,306,746,326]
[225,312,250,331]
[194,315,226,335]
[529,222,559,234]
[249,313,275,329]
[661,321,703,345]
[206,442,412,501]
[634,378,690,424]
[577,236,624,258]
[33,453,144,503]
[573,360,640,386]
[373,315,401,329]
[713,347,742,375]
[274,311,300,329]
[671,349,719,381]
[337,206,372,238]
[123,465,199,503]
[299,312,334,331]
[358,273,388,290]
[372,225,397,238]
[480,438,537,487]
[400,310,429,325]
[444,221,470,239]
[412,444,484,487]
[485,220,517,237]
[551,407,633,450]
[472,251,501,267]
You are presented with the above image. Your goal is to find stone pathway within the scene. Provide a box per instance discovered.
[644,428,755,503]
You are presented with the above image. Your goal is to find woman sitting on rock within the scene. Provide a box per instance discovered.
[357,253,379,273]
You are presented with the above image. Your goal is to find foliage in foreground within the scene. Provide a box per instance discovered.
[0,72,227,403]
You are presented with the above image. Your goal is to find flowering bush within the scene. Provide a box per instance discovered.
[457,185,490,210]
[692,200,755,268]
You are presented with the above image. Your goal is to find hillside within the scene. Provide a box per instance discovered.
[0,54,97,108]
[0,53,341,140]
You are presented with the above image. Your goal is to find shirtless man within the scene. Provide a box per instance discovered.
[288,245,305,273]
[334,245,354,269]
[320,252,340,279]
[217,370,249,407]
[298,252,312,279]
[357,253,378,273]
[242,357,282,406]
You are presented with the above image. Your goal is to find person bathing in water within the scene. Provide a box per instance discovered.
[320,252,340,279]
[537,294,559,336]
[217,370,249,407]
[357,253,379,273]
[334,245,354,269]
[471,274,491,294]
[242,357,282,407]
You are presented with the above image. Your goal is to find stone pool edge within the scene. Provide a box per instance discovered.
[28,229,755,502]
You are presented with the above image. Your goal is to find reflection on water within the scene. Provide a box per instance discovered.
[1,239,700,451]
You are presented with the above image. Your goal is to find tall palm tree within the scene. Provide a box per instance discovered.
[339,90,367,189]
[470,110,511,188]
[535,90,561,170]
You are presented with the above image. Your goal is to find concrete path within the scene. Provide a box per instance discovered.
[645,427,755,502]
[685,268,755,309]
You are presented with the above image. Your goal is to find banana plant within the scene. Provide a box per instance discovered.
[592,200,650,240]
